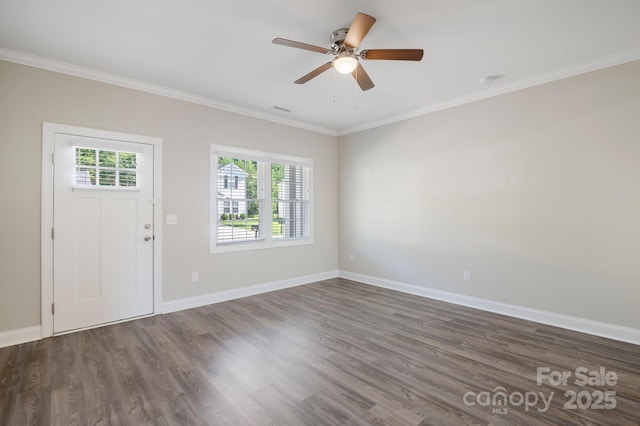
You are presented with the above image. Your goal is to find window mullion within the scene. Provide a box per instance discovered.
[115,151,120,187]
[96,149,101,186]
[261,161,272,242]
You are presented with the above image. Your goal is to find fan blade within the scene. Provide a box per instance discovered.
[295,62,333,84]
[351,63,375,91]
[360,49,424,61]
[344,13,376,49]
[272,38,332,54]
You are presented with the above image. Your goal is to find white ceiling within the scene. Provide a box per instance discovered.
[1,0,639,135]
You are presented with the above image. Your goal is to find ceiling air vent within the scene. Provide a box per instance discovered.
[273,106,292,113]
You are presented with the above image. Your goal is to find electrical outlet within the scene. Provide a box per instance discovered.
[464,271,471,282]
[192,271,199,282]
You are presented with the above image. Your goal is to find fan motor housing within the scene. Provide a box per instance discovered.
[330,28,349,50]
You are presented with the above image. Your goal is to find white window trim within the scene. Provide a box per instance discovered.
[71,186,141,192]
[210,144,313,254]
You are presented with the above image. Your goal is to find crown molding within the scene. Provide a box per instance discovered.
[0,48,338,137]
[337,47,640,136]
[3,46,639,139]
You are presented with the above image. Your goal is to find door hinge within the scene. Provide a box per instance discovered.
[51,153,55,164]
[51,228,55,239]
[51,303,55,315]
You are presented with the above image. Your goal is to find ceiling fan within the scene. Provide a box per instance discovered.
[273,12,424,91]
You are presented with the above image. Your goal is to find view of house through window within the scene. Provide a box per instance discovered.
[216,157,259,243]
[212,146,312,251]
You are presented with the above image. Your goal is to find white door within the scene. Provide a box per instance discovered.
[53,133,154,333]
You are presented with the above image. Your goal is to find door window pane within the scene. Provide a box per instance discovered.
[119,152,137,169]
[99,170,116,186]
[76,148,96,166]
[119,171,137,187]
[99,150,116,167]
[74,148,139,188]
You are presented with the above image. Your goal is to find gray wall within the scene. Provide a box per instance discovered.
[2,56,639,335]
[0,60,338,333]
[339,60,640,329]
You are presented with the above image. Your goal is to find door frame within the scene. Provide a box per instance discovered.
[41,122,163,337]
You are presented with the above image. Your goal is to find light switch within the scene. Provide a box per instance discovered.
[166,214,178,225]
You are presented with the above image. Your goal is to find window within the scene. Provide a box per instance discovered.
[75,147,137,187]
[272,163,310,239]
[211,145,312,253]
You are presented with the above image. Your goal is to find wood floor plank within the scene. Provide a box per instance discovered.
[1,277,639,425]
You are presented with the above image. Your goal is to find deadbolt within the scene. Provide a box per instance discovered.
[144,224,151,229]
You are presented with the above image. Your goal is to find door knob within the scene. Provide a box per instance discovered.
[144,236,152,241]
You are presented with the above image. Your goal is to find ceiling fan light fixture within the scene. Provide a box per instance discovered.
[333,52,358,74]
[273,12,424,90]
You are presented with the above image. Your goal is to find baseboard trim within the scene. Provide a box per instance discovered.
[6,271,636,348]
[339,270,640,346]
[163,270,340,314]
[0,326,43,349]
[0,271,340,349]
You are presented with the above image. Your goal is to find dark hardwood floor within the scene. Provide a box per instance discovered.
[1,278,639,425]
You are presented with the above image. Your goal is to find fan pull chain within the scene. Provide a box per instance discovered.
[332,67,337,103]
[354,66,359,110]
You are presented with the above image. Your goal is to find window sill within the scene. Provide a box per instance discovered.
[210,236,313,254]
[72,185,140,192]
